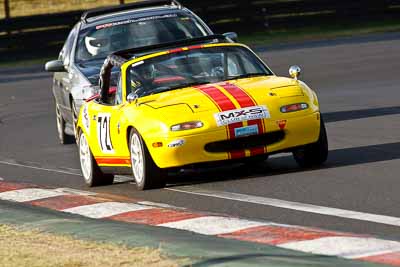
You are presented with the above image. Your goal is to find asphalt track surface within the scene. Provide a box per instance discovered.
[1,33,400,240]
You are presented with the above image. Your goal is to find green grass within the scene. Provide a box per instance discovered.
[0,224,180,267]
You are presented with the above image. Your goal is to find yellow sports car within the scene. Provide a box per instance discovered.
[76,36,328,190]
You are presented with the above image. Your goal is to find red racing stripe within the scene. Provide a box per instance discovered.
[219,225,348,245]
[187,45,204,50]
[29,195,106,210]
[195,85,245,159]
[96,157,130,165]
[360,251,400,266]
[219,83,266,156]
[0,182,38,193]
[168,45,204,54]
[168,48,184,53]
[109,208,203,225]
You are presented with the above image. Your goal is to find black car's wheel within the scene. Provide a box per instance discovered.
[78,131,114,187]
[293,117,328,168]
[129,128,166,190]
[56,104,74,144]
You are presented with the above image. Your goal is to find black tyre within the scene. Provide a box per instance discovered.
[56,104,74,144]
[293,117,328,168]
[129,128,166,190]
[78,131,114,187]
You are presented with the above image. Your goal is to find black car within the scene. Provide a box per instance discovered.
[45,0,237,144]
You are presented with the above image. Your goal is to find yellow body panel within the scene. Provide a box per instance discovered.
[77,43,321,170]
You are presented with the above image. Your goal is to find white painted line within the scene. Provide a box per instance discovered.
[158,216,268,235]
[62,202,152,219]
[114,176,134,183]
[0,188,66,202]
[0,160,81,176]
[278,236,400,259]
[54,188,96,196]
[167,186,400,227]
[137,201,183,210]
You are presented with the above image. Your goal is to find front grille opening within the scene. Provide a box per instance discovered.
[205,131,285,153]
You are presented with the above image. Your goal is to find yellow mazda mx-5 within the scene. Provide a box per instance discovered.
[76,36,328,190]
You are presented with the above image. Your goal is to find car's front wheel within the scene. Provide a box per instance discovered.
[79,131,114,187]
[293,117,328,167]
[129,129,166,190]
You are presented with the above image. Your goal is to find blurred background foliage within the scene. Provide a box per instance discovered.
[0,0,139,18]
[1,0,399,64]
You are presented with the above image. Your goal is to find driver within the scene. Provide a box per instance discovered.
[129,63,156,96]
[85,35,110,57]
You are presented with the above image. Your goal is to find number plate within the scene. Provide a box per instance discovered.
[234,125,259,137]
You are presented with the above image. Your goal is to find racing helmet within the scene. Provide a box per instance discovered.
[84,36,110,56]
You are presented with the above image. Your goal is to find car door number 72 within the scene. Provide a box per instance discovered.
[97,113,114,153]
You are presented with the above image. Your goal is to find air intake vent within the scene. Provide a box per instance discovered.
[205,131,285,153]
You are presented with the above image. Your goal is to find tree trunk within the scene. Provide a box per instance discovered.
[4,0,10,19]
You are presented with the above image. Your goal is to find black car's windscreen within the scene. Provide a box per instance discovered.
[126,46,273,98]
[76,14,208,61]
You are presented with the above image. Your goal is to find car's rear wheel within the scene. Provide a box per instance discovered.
[79,131,114,187]
[56,104,74,144]
[129,128,166,190]
[293,117,328,167]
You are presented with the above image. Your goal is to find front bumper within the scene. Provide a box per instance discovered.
[146,112,321,168]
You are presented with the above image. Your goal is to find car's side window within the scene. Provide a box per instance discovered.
[226,51,260,76]
[63,24,79,67]
[227,53,244,76]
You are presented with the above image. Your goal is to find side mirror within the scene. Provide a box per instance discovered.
[223,32,238,42]
[289,65,301,80]
[127,92,139,104]
[45,60,66,72]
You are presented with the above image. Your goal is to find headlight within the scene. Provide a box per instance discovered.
[171,121,204,131]
[280,103,308,113]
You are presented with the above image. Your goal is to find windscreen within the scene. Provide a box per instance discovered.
[76,14,208,61]
[126,46,272,98]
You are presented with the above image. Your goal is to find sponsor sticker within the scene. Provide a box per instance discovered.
[168,139,185,148]
[131,61,144,68]
[82,105,90,134]
[214,105,270,127]
[234,125,259,137]
[95,14,178,30]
